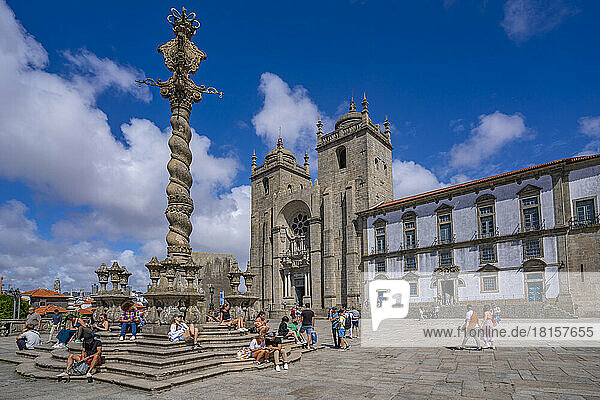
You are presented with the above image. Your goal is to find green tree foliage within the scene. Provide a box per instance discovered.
[0,294,30,319]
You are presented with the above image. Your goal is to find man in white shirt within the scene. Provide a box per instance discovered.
[16,324,42,350]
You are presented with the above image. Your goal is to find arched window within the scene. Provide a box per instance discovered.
[263,178,269,195]
[336,146,346,169]
[287,184,292,193]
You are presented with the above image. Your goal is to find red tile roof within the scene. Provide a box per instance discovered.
[34,304,67,315]
[362,154,600,215]
[22,288,68,298]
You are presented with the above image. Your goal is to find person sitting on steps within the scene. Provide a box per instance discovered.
[53,314,77,348]
[119,300,140,341]
[254,311,270,335]
[58,332,103,379]
[278,315,302,343]
[218,304,247,332]
[265,332,288,372]
[249,334,268,364]
[16,324,41,350]
[169,314,202,350]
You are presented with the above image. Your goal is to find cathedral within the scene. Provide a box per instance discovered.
[248,93,600,319]
[248,95,393,315]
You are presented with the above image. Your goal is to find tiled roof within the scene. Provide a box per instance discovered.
[363,154,600,215]
[22,288,68,298]
[34,304,67,315]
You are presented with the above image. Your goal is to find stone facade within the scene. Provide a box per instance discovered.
[249,96,393,315]
[359,154,600,317]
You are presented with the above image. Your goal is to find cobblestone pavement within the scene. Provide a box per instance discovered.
[1,319,600,399]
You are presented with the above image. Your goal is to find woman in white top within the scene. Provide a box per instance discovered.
[249,335,268,364]
[168,314,201,350]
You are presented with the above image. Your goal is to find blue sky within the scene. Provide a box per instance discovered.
[0,0,598,291]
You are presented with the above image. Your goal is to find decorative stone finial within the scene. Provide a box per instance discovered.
[316,115,323,133]
[349,97,356,112]
[384,115,390,132]
[251,150,257,171]
[361,92,369,112]
[277,136,283,149]
[304,152,310,172]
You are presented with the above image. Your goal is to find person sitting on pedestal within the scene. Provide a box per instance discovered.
[119,300,140,341]
[168,314,201,350]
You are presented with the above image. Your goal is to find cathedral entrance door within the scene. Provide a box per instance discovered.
[441,280,455,304]
[294,278,305,305]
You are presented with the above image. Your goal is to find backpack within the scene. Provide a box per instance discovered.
[69,359,89,376]
[344,314,352,329]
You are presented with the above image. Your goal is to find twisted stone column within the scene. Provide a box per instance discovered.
[165,109,194,260]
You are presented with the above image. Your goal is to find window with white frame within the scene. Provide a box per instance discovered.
[480,244,497,263]
[439,250,453,266]
[375,260,386,273]
[405,255,417,271]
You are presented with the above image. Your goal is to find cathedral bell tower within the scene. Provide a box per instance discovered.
[316,94,393,307]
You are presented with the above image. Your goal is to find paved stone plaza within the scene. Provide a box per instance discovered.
[1,320,600,399]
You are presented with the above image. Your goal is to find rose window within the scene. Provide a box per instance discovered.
[291,214,309,236]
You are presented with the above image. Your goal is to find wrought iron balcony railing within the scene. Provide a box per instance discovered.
[568,215,600,229]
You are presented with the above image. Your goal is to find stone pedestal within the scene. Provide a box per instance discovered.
[144,255,205,327]
[92,261,133,323]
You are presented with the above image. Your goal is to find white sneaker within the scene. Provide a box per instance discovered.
[275,365,281,372]
[119,336,124,341]
[57,372,68,378]
[283,363,288,370]
[86,372,92,378]
[129,336,136,341]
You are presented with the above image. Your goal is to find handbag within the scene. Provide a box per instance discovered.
[311,330,318,344]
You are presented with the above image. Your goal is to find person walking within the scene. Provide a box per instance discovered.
[481,305,495,349]
[457,304,481,350]
[47,309,62,343]
[299,303,315,350]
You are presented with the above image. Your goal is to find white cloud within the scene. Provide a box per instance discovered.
[449,111,528,169]
[392,160,450,198]
[0,1,251,290]
[252,72,333,153]
[62,49,151,103]
[578,116,600,137]
[501,0,577,43]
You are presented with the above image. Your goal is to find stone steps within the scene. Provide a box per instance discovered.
[10,321,322,391]
[91,351,304,391]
